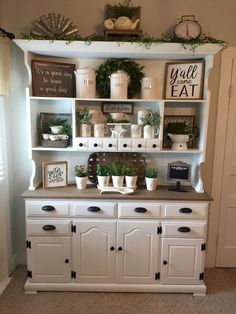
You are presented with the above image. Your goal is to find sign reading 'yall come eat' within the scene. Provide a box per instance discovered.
[164,60,204,99]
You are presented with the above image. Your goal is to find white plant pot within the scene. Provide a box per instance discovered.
[125,176,138,189]
[145,177,158,191]
[97,175,110,188]
[112,175,124,188]
[75,176,88,190]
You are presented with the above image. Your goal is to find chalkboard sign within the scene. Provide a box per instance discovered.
[167,161,191,181]
[32,60,76,97]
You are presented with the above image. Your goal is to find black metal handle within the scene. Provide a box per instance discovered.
[42,225,56,231]
[110,246,115,251]
[118,246,122,251]
[179,207,192,214]
[79,143,83,147]
[65,259,69,264]
[134,207,147,213]
[123,143,127,148]
[87,206,101,212]
[152,144,157,148]
[94,143,98,147]
[138,144,142,148]
[178,226,191,233]
[163,260,168,265]
[42,205,55,212]
[108,143,113,148]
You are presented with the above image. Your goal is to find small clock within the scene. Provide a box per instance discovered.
[174,15,202,40]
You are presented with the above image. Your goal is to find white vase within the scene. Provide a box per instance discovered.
[145,177,158,191]
[112,175,124,188]
[125,176,138,189]
[97,175,110,188]
[75,176,88,190]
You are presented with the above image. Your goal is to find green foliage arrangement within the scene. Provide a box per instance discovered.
[124,164,138,176]
[110,0,136,19]
[96,164,110,176]
[40,118,72,137]
[109,161,125,176]
[140,109,161,128]
[146,167,159,178]
[76,107,91,124]
[96,58,145,98]
[74,165,88,177]
[165,122,192,134]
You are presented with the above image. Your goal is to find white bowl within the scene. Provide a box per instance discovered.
[50,125,63,134]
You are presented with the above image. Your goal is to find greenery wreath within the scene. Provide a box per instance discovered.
[96,58,145,98]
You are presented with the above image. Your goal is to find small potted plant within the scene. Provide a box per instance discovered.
[76,107,92,137]
[124,164,138,189]
[109,161,125,188]
[141,109,161,139]
[96,164,110,188]
[145,167,159,191]
[74,164,88,190]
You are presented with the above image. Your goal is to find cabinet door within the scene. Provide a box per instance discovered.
[73,220,116,283]
[116,221,160,284]
[27,236,71,283]
[161,238,205,285]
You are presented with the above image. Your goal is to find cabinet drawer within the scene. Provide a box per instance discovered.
[27,219,71,236]
[162,221,207,238]
[164,203,208,219]
[26,201,69,217]
[118,202,162,218]
[71,202,116,217]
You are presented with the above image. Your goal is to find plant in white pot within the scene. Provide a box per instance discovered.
[76,107,92,137]
[124,164,138,189]
[145,167,159,191]
[140,109,161,139]
[96,164,110,188]
[74,164,88,190]
[109,161,125,188]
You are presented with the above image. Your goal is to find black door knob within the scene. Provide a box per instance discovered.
[110,246,115,251]
[65,259,69,264]
[163,260,168,265]
[118,246,123,251]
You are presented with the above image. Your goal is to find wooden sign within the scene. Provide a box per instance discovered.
[164,60,204,99]
[32,60,76,97]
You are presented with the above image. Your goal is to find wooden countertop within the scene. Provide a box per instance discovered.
[21,185,212,202]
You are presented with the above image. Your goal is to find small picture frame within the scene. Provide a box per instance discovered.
[43,161,68,188]
[163,60,204,99]
[102,102,133,114]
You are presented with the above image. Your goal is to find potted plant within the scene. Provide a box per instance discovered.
[76,107,92,137]
[140,109,161,138]
[109,161,125,188]
[96,164,110,188]
[165,122,195,151]
[124,164,138,189]
[74,164,88,190]
[145,167,159,191]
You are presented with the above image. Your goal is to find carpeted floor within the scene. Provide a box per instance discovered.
[0,266,236,314]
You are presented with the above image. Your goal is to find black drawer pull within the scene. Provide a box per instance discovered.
[138,144,142,148]
[134,207,147,213]
[178,226,191,233]
[118,246,122,251]
[123,143,127,148]
[87,206,101,212]
[79,143,83,147]
[65,259,69,264]
[163,260,168,265]
[108,143,113,148]
[42,205,55,212]
[152,144,157,148]
[94,143,98,147]
[42,225,56,231]
[179,207,192,214]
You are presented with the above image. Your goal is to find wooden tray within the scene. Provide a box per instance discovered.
[87,152,146,184]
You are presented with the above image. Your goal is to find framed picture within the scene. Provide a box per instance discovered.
[102,102,133,114]
[43,161,68,188]
[163,115,198,148]
[32,60,76,97]
[163,60,204,99]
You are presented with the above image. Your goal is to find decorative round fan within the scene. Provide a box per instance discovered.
[30,13,79,38]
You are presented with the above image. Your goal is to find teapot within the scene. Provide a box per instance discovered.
[104,17,139,31]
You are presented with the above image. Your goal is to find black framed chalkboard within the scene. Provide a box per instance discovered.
[31,60,76,97]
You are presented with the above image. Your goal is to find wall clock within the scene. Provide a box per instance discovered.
[174,15,202,40]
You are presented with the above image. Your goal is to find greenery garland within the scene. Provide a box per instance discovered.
[96,58,145,98]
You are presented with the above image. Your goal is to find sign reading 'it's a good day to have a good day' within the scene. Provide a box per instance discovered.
[31,60,76,97]
[164,60,204,99]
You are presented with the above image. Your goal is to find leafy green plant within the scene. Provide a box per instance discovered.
[76,107,91,124]
[165,122,192,134]
[124,164,138,176]
[110,0,136,19]
[39,118,72,137]
[109,161,125,176]
[96,164,110,176]
[146,167,158,178]
[140,109,161,128]
[74,165,88,177]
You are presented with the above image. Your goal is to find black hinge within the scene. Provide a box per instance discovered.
[157,226,162,234]
[155,272,160,280]
[201,243,206,251]
[27,270,32,278]
[71,271,76,279]
[26,240,31,249]
[71,224,76,233]
[199,272,204,280]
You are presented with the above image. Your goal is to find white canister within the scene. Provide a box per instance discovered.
[74,67,96,98]
[143,125,158,139]
[131,124,142,138]
[110,71,129,99]
[94,123,108,138]
[141,77,157,99]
